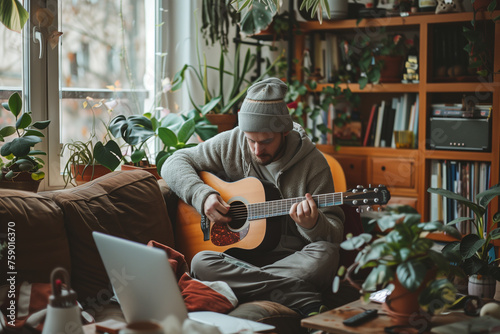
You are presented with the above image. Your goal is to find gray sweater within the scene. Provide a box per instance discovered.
[161,123,345,251]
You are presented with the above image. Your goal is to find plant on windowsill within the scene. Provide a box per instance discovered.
[61,97,122,187]
[333,205,461,326]
[0,92,50,192]
[429,184,500,298]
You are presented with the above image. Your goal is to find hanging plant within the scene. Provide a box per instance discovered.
[201,0,240,52]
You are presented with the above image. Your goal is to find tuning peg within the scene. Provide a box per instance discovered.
[374,188,379,193]
[356,185,364,189]
[352,189,358,193]
[363,199,369,204]
[352,200,358,205]
[363,188,368,193]
[357,207,364,213]
[366,206,373,212]
[378,184,384,187]
[374,198,379,203]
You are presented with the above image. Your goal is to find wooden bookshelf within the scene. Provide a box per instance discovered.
[294,11,500,241]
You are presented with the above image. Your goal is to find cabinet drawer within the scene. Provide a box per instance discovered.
[335,155,367,189]
[371,158,415,189]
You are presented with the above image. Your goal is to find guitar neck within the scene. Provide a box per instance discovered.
[247,193,343,221]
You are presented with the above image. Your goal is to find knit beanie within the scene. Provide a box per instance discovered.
[238,78,292,133]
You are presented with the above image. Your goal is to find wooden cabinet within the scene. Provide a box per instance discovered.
[294,12,500,232]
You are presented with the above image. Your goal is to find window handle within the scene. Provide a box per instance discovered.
[33,26,43,59]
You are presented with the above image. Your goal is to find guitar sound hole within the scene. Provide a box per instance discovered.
[227,201,248,231]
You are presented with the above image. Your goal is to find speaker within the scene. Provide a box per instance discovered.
[427,117,491,151]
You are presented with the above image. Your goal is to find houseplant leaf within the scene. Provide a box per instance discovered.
[0,0,29,32]
[477,183,500,208]
[396,260,427,292]
[93,141,122,171]
[428,187,485,218]
[460,233,485,260]
[7,91,22,116]
[157,127,178,147]
[239,1,275,36]
[177,119,196,144]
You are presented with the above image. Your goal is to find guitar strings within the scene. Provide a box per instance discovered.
[225,194,343,220]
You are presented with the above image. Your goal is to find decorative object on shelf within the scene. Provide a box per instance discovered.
[333,205,461,327]
[61,97,122,187]
[0,92,50,192]
[430,183,500,298]
[435,0,464,13]
[0,0,29,32]
[402,36,419,83]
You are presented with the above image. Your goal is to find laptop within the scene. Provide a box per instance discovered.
[92,231,275,334]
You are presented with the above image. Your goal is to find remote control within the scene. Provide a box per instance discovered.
[342,309,378,326]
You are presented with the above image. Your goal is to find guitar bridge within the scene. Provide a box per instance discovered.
[201,215,210,241]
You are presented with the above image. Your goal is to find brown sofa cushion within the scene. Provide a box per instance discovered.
[43,170,175,308]
[0,189,70,284]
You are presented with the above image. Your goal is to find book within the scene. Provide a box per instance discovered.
[374,100,385,147]
[363,103,378,147]
[380,103,396,148]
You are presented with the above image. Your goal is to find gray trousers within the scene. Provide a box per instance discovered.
[190,241,340,312]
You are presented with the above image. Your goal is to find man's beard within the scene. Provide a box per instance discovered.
[251,134,286,166]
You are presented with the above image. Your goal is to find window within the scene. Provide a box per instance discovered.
[0,0,188,190]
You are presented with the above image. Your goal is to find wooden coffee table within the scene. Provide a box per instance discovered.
[301,299,472,334]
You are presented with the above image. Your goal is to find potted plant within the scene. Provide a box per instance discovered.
[351,29,411,89]
[429,184,500,298]
[171,14,283,133]
[462,1,499,78]
[334,205,461,326]
[61,97,122,187]
[0,92,50,192]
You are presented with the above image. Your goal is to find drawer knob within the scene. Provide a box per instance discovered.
[350,164,355,169]
[381,166,386,171]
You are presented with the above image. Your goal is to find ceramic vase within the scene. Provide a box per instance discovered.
[468,274,496,299]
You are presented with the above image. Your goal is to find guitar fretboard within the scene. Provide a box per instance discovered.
[247,193,343,221]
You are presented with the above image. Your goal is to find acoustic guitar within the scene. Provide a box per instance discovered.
[176,171,391,262]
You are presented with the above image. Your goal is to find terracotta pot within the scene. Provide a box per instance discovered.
[205,114,238,133]
[468,274,496,299]
[383,269,434,327]
[121,163,161,180]
[0,171,41,193]
[71,164,112,186]
[473,0,493,11]
[377,55,405,83]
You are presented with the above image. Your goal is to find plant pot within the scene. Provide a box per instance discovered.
[383,270,434,327]
[468,274,496,299]
[323,0,348,20]
[377,55,405,83]
[0,171,42,193]
[121,163,161,180]
[205,114,238,133]
[71,164,112,186]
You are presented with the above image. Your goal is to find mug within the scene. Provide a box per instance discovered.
[119,321,164,334]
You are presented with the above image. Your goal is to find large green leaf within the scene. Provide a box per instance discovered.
[177,119,196,144]
[1,136,41,157]
[239,2,275,36]
[428,187,486,218]
[7,91,22,116]
[0,0,29,32]
[31,120,51,130]
[130,149,146,163]
[396,260,427,292]
[340,233,372,251]
[361,265,394,292]
[477,184,500,208]
[93,141,122,171]
[201,96,222,116]
[157,127,178,147]
[16,112,31,130]
[0,125,16,138]
[460,233,485,260]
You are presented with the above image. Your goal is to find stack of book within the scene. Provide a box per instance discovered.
[429,160,491,236]
[363,94,419,148]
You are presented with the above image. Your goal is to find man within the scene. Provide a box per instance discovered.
[161,77,345,317]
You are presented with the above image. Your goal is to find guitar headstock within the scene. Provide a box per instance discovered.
[343,185,391,208]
